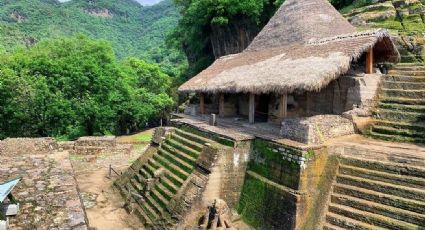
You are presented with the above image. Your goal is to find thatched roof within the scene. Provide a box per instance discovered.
[179,0,400,94]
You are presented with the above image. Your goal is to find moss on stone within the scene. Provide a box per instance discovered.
[249,139,303,190]
[237,174,297,229]
[178,124,235,147]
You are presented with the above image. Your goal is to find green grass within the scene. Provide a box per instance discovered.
[117,129,154,144]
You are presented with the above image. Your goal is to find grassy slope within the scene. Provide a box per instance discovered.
[0,0,181,62]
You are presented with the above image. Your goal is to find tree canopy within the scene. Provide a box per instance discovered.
[0,36,174,140]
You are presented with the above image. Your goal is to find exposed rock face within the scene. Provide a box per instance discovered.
[86,8,113,18]
[210,19,259,59]
[344,0,425,62]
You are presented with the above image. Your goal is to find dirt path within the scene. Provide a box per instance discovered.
[71,145,148,230]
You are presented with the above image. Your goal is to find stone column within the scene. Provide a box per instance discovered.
[249,93,255,124]
[219,93,225,118]
[366,48,374,74]
[279,93,288,122]
[200,93,205,115]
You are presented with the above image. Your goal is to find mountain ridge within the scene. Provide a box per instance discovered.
[0,0,182,66]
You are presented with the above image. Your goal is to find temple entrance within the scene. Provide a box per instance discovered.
[255,94,270,122]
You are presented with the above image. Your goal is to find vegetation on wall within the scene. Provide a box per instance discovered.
[0,36,174,140]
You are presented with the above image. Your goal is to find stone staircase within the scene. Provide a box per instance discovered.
[370,64,425,143]
[322,156,425,230]
[115,128,214,228]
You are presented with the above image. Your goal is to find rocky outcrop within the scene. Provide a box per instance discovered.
[209,19,259,59]
[344,0,425,62]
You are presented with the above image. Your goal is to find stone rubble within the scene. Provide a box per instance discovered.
[0,150,88,230]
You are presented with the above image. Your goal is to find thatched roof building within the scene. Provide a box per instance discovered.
[179,0,400,94]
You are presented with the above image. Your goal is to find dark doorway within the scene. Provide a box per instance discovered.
[255,94,269,122]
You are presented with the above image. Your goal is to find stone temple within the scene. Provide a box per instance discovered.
[114,0,425,229]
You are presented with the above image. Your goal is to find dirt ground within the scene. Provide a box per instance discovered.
[70,143,148,230]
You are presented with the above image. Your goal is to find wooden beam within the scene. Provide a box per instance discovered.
[200,93,205,115]
[219,93,225,117]
[366,48,374,74]
[249,93,255,124]
[279,94,288,122]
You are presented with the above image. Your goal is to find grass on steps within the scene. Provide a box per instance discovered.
[372,125,425,138]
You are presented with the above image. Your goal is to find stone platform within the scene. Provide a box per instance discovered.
[172,114,322,150]
[0,151,88,229]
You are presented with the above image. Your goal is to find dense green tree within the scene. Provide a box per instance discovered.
[0,36,174,140]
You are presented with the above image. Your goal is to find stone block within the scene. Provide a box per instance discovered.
[0,219,8,230]
[281,115,355,145]
[0,204,19,216]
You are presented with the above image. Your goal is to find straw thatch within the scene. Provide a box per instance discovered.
[178,0,400,94]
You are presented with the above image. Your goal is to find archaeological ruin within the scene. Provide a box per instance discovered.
[1,0,424,230]
[112,0,425,229]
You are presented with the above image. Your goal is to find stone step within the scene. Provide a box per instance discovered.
[368,131,425,144]
[392,65,425,71]
[330,193,425,226]
[166,138,200,159]
[134,193,159,221]
[325,212,386,230]
[373,120,425,133]
[133,204,153,226]
[340,156,425,178]
[153,153,189,181]
[171,132,204,152]
[378,103,425,113]
[151,187,169,210]
[175,128,212,146]
[373,109,425,123]
[144,160,158,176]
[138,167,151,180]
[333,184,425,214]
[158,148,194,173]
[388,70,425,76]
[322,223,345,230]
[381,97,425,105]
[382,89,425,98]
[162,142,197,165]
[130,178,144,193]
[372,125,425,139]
[160,175,180,194]
[383,81,425,90]
[144,193,164,216]
[150,156,185,186]
[154,183,174,201]
[384,75,425,83]
[328,204,420,229]
[336,174,425,201]
[339,164,425,189]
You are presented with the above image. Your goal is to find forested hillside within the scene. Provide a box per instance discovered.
[0,0,185,72]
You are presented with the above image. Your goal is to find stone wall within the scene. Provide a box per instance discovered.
[281,115,355,145]
[236,139,334,230]
[292,72,382,118]
[72,136,131,155]
[0,138,58,156]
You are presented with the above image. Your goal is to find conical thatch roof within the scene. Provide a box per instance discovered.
[179,0,400,94]
[247,0,356,51]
